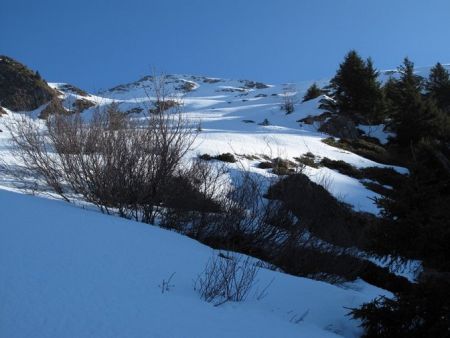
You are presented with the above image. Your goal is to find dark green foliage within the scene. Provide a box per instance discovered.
[257,161,273,169]
[267,173,371,248]
[372,140,450,271]
[329,51,385,123]
[302,83,322,102]
[259,118,270,126]
[351,278,450,338]
[385,58,449,146]
[0,55,55,111]
[199,153,212,161]
[360,167,405,189]
[215,153,236,163]
[199,153,236,163]
[320,157,363,178]
[319,158,405,194]
[322,137,393,165]
[425,62,450,114]
[294,153,319,168]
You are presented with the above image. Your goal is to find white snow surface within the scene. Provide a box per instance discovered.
[1,71,427,338]
[44,74,409,214]
[0,188,390,338]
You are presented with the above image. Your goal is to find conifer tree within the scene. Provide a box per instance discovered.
[329,50,384,123]
[385,58,445,146]
[302,82,322,102]
[425,62,450,113]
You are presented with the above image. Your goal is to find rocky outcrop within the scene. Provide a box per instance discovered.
[39,97,65,119]
[72,98,95,113]
[318,115,360,140]
[0,56,56,111]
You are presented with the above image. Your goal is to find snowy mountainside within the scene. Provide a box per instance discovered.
[44,73,410,215]
[0,188,390,338]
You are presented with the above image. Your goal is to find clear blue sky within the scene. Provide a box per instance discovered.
[1,0,449,91]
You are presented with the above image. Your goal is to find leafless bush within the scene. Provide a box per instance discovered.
[195,252,259,306]
[6,77,197,223]
[280,87,297,114]
[158,272,176,294]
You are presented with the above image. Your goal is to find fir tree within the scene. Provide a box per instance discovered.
[329,50,384,123]
[302,82,322,102]
[385,58,446,146]
[425,62,450,114]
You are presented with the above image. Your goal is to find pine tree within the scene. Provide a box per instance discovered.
[353,139,450,337]
[385,58,446,146]
[329,50,384,123]
[425,62,450,114]
[302,83,322,102]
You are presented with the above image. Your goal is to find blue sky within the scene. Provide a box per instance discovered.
[1,0,449,91]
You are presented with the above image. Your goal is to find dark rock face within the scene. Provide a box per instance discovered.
[0,106,7,116]
[0,56,55,111]
[318,115,360,140]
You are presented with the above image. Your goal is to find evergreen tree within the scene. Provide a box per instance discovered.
[329,50,384,123]
[373,139,450,269]
[425,62,450,114]
[352,277,450,338]
[302,82,322,102]
[385,58,445,146]
[353,139,450,337]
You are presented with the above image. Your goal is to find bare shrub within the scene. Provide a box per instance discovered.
[195,252,259,306]
[6,77,197,223]
[158,272,176,294]
[280,86,297,114]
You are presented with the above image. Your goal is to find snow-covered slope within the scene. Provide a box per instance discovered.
[0,189,390,338]
[46,74,408,214]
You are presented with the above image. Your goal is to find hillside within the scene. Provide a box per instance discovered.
[2,56,447,338]
[0,189,389,338]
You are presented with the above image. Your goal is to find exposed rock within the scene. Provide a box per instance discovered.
[298,112,332,125]
[72,99,95,113]
[175,80,196,92]
[0,106,7,116]
[239,80,270,89]
[203,77,221,84]
[58,84,88,97]
[39,97,66,119]
[0,55,56,111]
[125,107,144,115]
[318,115,360,140]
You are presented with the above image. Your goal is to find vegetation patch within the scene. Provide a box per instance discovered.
[322,137,394,165]
[58,84,88,96]
[320,157,362,178]
[294,152,320,168]
[72,99,95,113]
[149,99,179,114]
[39,97,66,119]
[199,153,237,163]
[0,55,56,111]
